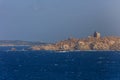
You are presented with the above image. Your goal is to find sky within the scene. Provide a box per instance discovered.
[0,0,120,42]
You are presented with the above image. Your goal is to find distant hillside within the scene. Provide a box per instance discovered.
[0,40,47,46]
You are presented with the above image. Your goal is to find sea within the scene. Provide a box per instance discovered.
[0,46,120,80]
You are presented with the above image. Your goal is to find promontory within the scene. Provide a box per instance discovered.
[31,32,120,51]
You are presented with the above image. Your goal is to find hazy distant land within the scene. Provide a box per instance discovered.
[0,40,47,46]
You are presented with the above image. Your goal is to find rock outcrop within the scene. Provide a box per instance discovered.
[31,33,120,51]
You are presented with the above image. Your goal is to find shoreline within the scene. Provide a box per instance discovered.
[0,45,30,47]
[3,50,120,52]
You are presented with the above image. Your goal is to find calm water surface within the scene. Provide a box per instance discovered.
[0,51,120,80]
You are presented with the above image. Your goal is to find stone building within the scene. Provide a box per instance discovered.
[93,32,101,39]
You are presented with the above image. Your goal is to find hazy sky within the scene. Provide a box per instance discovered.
[0,0,120,42]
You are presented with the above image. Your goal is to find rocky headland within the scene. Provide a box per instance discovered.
[31,32,120,51]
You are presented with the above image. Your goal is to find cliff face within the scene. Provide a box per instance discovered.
[31,36,120,51]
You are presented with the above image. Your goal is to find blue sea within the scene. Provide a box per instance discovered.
[0,47,120,80]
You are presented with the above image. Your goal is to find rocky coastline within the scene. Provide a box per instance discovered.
[31,32,120,51]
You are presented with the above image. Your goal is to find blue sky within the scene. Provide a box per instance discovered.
[0,0,120,42]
